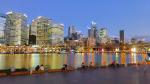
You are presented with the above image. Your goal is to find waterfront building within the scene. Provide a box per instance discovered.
[49,23,64,45]
[28,25,36,45]
[131,36,149,44]
[120,30,124,44]
[111,37,119,44]
[5,11,28,46]
[65,40,84,48]
[109,37,120,49]
[29,35,36,45]
[31,16,64,46]
[31,16,52,46]
[0,13,6,44]
[87,37,96,47]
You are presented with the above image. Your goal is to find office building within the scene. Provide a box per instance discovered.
[97,28,108,43]
[68,26,76,39]
[120,30,124,43]
[88,21,97,38]
[68,26,82,40]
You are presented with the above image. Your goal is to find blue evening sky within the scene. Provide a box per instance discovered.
[0,0,150,38]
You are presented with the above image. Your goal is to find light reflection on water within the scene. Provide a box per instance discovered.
[0,52,147,70]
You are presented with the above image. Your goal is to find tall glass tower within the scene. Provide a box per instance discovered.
[88,21,97,38]
[31,16,52,46]
[5,11,28,45]
[50,23,64,45]
[120,30,124,44]
[31,16,64,46]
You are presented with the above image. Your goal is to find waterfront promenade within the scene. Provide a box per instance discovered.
[0,52,149,84]
[0,65,150,84]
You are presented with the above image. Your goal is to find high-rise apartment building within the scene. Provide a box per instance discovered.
[50,23,64,45]
[0,13,6,44]
[31,16,52,45]
[31,16,64,46]
[5,11,28,45]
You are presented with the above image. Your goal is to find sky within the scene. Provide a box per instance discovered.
[0,0,150,38]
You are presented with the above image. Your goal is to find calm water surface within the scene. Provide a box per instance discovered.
[0,52,147,70]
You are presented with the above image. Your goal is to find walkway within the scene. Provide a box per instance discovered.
[0,65,150,84]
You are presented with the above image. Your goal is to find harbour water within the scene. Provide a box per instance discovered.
[0,52,147,70]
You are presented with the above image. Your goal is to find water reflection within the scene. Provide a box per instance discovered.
[0,52,148,70]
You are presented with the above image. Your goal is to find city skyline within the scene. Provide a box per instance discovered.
[1,1,150,84]
[0,0,150,38]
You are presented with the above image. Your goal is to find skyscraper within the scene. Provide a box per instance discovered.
[88,28,91,37]
[97,28,108,43]
[0,13,6,44]
[88,21,97,38]
[31,16,64,46]
[120,30,124,43]
[87,21,97,47]
[68,26,76,40]
[88,27,94,38]
[31,16,52,45]
[50,23,64,45]
[5,11,28,45]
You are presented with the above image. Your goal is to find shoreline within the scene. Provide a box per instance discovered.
[0,51,148,54]
[0,63,147,77]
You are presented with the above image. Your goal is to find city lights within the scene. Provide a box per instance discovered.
[131,47,137,53]
[1,1,150,84]
[115,48,119,52]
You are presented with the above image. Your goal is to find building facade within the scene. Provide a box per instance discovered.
[5,11,28,46]
[88,22,97,38]
[50,23,64,45]
[68,26,83,40]
[97,28,108,43]
[31,16,64,46]
[120,30,124,44]
[31,16,52,46]
[68,26,76,40]
[0,13,6,44]
[87,22,97,47]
